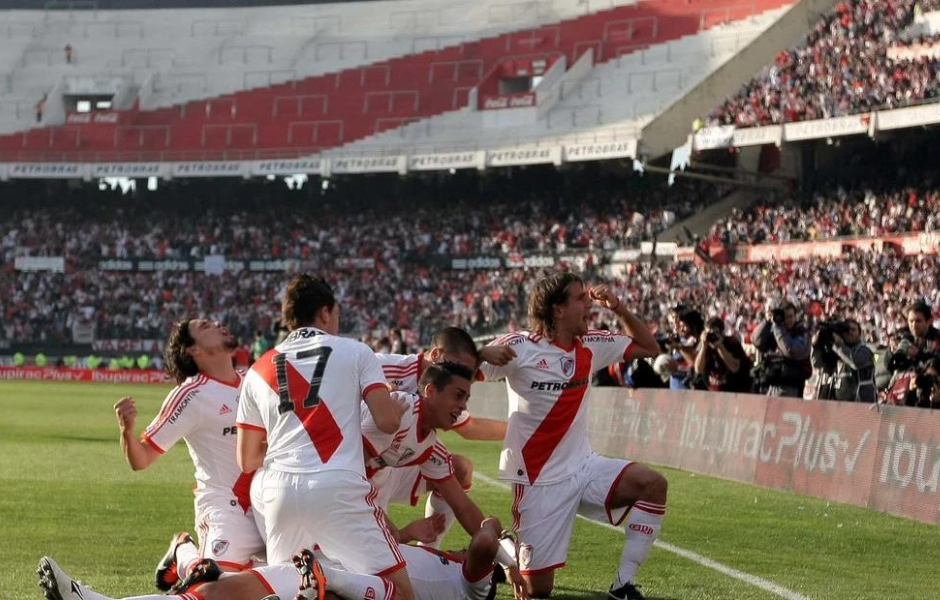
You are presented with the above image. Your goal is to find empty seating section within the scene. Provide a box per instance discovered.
[0,0,791,161]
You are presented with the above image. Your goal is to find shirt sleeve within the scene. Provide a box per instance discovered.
[420,440,454,482]
[582,331,634,370]
[479,336,527,381]
[142,384,201,453]
[235,375,265,432]
[451,409,472,429]
[359,343,390,399]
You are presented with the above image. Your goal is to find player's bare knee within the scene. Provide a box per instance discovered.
[641,469,668,503]
[452,454,474,489]
[527,579,555,598]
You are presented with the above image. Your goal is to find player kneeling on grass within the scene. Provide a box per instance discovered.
[377,326,516,549]
[480,274,667,600]
[114,318,264,591]
[37,517,529,600]
[362,362,494,549]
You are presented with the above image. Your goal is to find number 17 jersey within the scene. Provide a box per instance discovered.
[236,326,388,476]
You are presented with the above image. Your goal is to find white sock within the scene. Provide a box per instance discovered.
[175,540,201,580]
[616,501,666,587]
[422,491,457,549]
[320,563,393,598]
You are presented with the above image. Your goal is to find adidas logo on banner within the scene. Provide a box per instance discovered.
[219,405,232,415]
[536,359,550,370]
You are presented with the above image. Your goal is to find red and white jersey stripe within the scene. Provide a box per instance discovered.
[479,330,634,486]
[362,391,454,483]
[237,327,387,476]
[142,372,251,511]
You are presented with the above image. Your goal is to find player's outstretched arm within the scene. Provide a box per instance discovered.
[454,417,507,441]
[115,396,159,471]
[363,385,406,434]
[431,475,486,537]
[590,284,660,359]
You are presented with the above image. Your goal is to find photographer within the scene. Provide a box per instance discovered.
[694,316,753,392]
[810,319,876,402]
[661,307,704,390]
[752,302,811,398]
[904,357,940,409]
[898,302,940,367]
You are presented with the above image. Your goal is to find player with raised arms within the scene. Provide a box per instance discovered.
[479,273,667,600]
[113,318,264,592]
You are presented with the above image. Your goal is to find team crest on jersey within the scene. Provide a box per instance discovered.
[559,357,575,377]
[519,544,533,570]
[399,448,415,463]
[211,540,229,556]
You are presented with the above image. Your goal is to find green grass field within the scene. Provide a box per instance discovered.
[1,381,937,600]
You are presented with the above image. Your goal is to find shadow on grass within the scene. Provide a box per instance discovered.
[31,433,113,444]
[546,585,678,600]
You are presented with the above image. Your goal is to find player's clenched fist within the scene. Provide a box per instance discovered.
[114,396,138,431]
[589,284,621,310]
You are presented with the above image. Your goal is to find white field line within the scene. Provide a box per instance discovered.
[472,472,810,600]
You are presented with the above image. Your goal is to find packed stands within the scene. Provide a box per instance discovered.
[708,0,940,126]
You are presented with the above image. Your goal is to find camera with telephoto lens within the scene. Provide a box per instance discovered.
[815,321,849,348]
[705,331,720,344]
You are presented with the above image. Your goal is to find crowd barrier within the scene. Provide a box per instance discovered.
[472,382,940,525]
[0,366,169,384]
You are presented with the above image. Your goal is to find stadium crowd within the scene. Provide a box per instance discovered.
[707,181,940,244]
[3,167,940,406]
[708,0,940,126]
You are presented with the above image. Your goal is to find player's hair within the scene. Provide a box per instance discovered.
[430,327,480,365]
[527,272,583,337]
[282,274,336,331]
[165,319,199,384]
[419,361,476,392]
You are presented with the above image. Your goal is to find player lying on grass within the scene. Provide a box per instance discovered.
[37,517,529,600]
[376,326,515,548]
[114,318,264,592]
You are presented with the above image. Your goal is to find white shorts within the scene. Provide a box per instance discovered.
[511,453,634,575]
[256,468,405,575]
[371,465,428,511]
[194,501,266,570]
[399,544,493,600]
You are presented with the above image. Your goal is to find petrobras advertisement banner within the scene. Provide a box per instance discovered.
[563,140,637,162]
[408,151,484,171]
[172,162,248,178]
[92,163,166,178]
[251,158,324,176]
[472,382,940,525]
[733,125,782,147]
[876,102,940,131]
[487,146,561,167]
[330,155,406,175]
[784,114,871,142]
[7,163,84,179]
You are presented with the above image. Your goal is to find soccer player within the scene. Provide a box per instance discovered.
[479,273,667,600]
[364,362,491,548]
[114,319,264,590]
[37,517,527,600]
[377,326,514,547]
[235,274,414,599]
